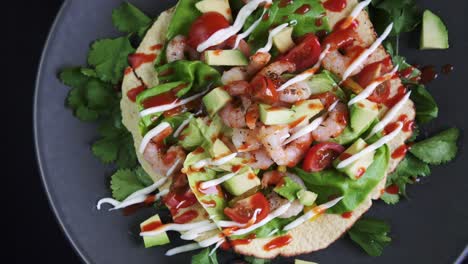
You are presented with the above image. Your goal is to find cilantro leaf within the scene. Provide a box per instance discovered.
[191,248,218,264]
[88,37,135,84]
[410,85,438,124]
[92,117,137,168]
[112,2,152,38]
[370,0,421,36]
[348,218,391,256]
[410,128,460,165]
[135,166,153,186]
[381,153,430,204]
[110,167,151,201]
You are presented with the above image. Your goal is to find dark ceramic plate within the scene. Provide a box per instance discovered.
[34,0,468,263]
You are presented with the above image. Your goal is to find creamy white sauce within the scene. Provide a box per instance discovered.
[100,189,169,211]
[234,8,267,49]
[198,233,225,247]
[337,122,403,169]
[165,243,202,256]
[139,122,171,154]
[140,91,206,117]
[348,65,399,106]
[126,175,170,201]
[200,171,240,189]
[267,228,279,236]
[191,153,237,170]
[180,223,219,240]
[173,117,193,138]
[283,100,338,145]
[276,44,331,91]
[349,0,372,22]
[229,203,291,236]
[197,0,272,52]
[257,23,290,53]
[210,239,224,256]
[366,91,412,139]
[283,196,344,231]
[140,220,213,237]
[341,23,393,82]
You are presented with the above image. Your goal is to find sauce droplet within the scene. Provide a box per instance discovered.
[385,184,399,195]
[323,0,347,12]
[295,4,311,14]
[263,235,293,251]
[441,64,454,75]
[420,65,438,84]
[341,211,353,218]
[279,0,294,8]
[128,53,157,69]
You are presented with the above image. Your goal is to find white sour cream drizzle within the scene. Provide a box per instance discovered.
[210,239,224,256]
[140,91,206,117]
[197,0,272,52]
[192,152,238,170]
[173,117,192,138]
[366,91,412,139]
[341,23,393,82]
[234,8,267,49]
[337,122,403,169]
[165,243,202,256]
[229,203,291,236]
[267,228,279,236]
[180,223,219,240]
[139,122,171,154]
[257,22,291,53]
[344,0,372,28]
[198,233,225,248]
[140,220,213,237]
[283,196,344,231]
[276,44,331,92]
[283,100,339,145]
[200,171,240,189]
[347,65,399,106]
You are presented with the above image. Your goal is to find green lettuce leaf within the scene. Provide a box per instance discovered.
[293,146,389,214]
[245,0,330,51]
[410,128,459,165]
[274,176,303,201]
[410,85,438,124]
[167,0,202,40]
[191,248,219,264]
[348,217,391,256]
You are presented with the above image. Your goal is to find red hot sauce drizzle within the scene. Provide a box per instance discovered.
[341,211,353,219]
[127,85,146,102]
[173,210,199,224]
[385,184,399,195]
[150,44,163,51]
[392,144,408,159]
[263,235,293,251]
[295,4,311,15]
[278,0,293,8]
[141,220,163,232]
[128,53,157,69]
[323,0,347,12]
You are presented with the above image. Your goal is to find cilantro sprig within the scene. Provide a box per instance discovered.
[348,218,392,256]
[111,167,153,201]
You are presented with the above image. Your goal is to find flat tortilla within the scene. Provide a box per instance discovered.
[120,0,415,257]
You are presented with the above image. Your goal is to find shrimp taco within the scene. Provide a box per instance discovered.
[83,0,455,260]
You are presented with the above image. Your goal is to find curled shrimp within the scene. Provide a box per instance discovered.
[166,35,199,62]
[238,148,274,170]
[312,102,348,142]
[258,125,313,167]
[258,60,296,81]
[219,100,247,128]
[223,80,250,96]
[279,81,312,103]
[232,128,262,152]
[220,52,271,84]
[143,143,186,176]
[267,192,303,219]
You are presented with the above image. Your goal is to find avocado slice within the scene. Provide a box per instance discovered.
[333,138,375,180]
[210,139,231,158]
[297,189,318,206]
[420,10,449,50]
[203,87,232,116]
[306,71,346,99]
[295,260,318,264]
[179,118,204,150]
[204,50,248,66]
[290,99,324,127]
[273,27,295,53]
[222,166,261,196]
[350,99,379,132]
[259,104,295,125]
[195,0,232,21]
[274,176,304,201]
[140,214,170,248]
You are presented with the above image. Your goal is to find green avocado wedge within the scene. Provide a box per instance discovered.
[420,10,449,50]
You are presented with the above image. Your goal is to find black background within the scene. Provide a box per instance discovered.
[10,1,81,263]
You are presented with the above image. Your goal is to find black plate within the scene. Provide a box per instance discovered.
[34,0,468,263]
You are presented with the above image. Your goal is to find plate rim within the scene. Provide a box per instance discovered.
[33,1,92,263]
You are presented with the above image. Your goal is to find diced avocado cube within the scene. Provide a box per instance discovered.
[350,98,379,132]
[195,0,232,21]
[210,139,231,158]
[274,176,303,201]
[259,104,295,125]
[273,27,295,53]
[179,119,203,150]
[420,10,449,50]
[204,50,248,66]
[290,99,324,127]
[222,167,261,196]
[203,87,232,116]
[333,138,375,180]
[307,71,338,95]
[297,189,318,206]
[140,214,170,248]
[295,260,318,264]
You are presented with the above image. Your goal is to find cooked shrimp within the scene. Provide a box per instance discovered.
[143,143,186,176]
[312,102,348,142]
[258,61,296,81]
[232,128,262,152]
[247,52,272,75]
[238,149,274,170]
[166,35,187,62]
[223,81,250,96]
[245,102,260,129]
[222,67,248,84]
[220,52,271,84]
[267,192,303,219]
[259,125,313,167]
[219,101,246,128]
[279,81,312,103]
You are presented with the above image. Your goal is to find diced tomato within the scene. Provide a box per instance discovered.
[302,142,345,172]
[224,193,270,224]
[251,75,279,104]
[187,12,230,49]
[279,33,321,71]
[355,58,392,103]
